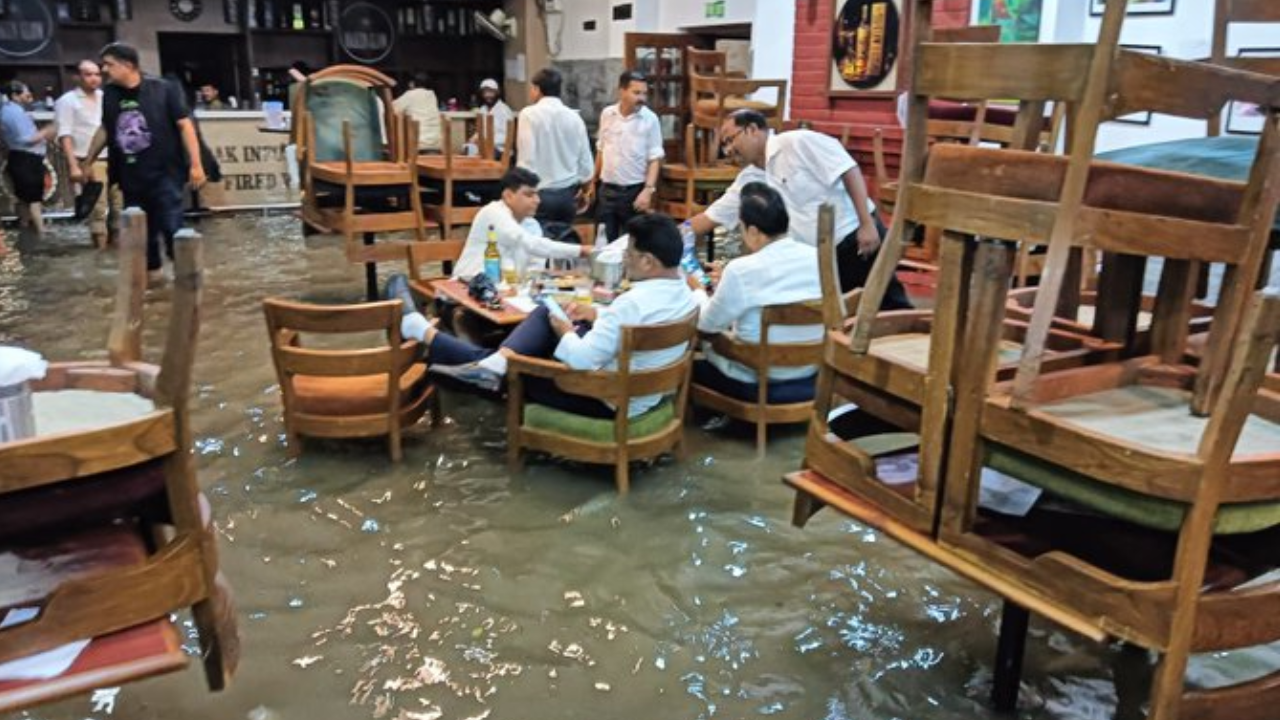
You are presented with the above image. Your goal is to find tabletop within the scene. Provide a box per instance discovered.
[430,278,529,326]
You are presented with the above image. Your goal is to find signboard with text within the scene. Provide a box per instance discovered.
[198,118,298,207]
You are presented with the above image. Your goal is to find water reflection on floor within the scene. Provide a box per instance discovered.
[0,216,1269,720]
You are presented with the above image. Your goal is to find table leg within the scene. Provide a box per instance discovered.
[364,232,378,301]
[992,601,1030,713]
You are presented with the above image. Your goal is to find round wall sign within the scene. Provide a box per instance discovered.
[0,0,55,59]
[338,2,395,65]
[170,0,204,22]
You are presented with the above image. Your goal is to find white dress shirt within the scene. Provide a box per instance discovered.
[392,88,443,151]
[693,237,823,383]
[516,97,594,191]
[454,200,583,278]
[703,165,769,228]
[555,276,698,416]
[54,87,102,159]
[764,130,875,246]
[478,99,514,150]
[597,103,664,186]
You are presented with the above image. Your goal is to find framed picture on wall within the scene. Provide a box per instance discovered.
[1111,44,1162,125]
[976,0,1043,43]
[1225,47,1279,135]
[829,0,903,98]
[1090,0,1175,16]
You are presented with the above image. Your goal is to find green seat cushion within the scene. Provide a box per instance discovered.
[306,80,383,163]
[986,444,1280,535]
[523,399,676,443]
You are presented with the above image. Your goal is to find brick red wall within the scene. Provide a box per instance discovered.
[791,0,973,194]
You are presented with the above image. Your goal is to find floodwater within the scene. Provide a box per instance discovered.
[1,216,1275,720]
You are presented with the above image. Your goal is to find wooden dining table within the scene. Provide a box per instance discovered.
[429,278,531,326]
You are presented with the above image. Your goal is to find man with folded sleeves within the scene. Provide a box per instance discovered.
[384,214,697,418]
[686,109,911,310]
[585,71,664,241]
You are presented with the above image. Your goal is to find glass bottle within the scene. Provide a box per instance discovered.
[484,226,502,284]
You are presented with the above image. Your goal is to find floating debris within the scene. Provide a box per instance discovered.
[292,655,323,669]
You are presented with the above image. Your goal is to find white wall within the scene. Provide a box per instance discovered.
[1038,0,1275,152]
[548,0,614,60]
[658,0,758,28]
[750,1,795,116]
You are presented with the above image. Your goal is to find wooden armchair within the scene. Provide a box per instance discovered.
[263,298,440,462]
[690,301,824,453]
[688,47,787,135]
[405,237,466,301]
[0,209,237,712]
[1209,0,1280,136]
[505,312,699,494]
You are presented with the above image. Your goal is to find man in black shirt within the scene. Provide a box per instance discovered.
[82,43,206,281]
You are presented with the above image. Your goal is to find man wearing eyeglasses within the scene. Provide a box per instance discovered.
[685,109,911,310]
[383,214,697,418]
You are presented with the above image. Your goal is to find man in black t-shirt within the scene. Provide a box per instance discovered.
[82,43,206,281]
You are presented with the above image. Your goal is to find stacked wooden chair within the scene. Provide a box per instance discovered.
[656,124,742,222]
[787,0,1280,716]
[417,113,514,239]
[506,312,699,494]
[295,65,429,298]
[0,209,238,712]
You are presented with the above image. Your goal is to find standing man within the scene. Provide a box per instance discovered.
[516,68,593,243]
[82,42,206,283]
[393,72,442,154]
[587,71,664,242]
[56,59,113,249]
[687,109,910,309]
[471,78,513,159]
[198,83,225,110]
[1,82,55,244]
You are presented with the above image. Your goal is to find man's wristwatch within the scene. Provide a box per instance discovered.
[643,185,656,192]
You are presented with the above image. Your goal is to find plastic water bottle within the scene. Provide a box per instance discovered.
[679,221,708,287]
[483,225,501,284]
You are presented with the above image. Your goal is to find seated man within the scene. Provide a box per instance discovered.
[690,182,822,403]
[453,167,592,279]
[386,214,697,418]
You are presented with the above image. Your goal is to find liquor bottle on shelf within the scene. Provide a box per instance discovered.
[292,2,304,30]
[247,0,258,28]
[866,2,888,78]
[262,0,275,30]
[420,3,432,35]
[853,5,871,81]
[309,2,321,28]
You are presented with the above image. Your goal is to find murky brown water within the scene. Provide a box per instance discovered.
[2,216,1275,720]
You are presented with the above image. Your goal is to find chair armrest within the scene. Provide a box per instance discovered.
[505,353,570,380]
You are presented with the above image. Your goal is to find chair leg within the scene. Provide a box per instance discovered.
[755,418,767,457]
[615,457,630,495]
[285,427,302,457]
[388,427,403,462]
[429,388,444,425]
[193,571,240,691]
[991,601,1030,713]
[507,439,525,475]
[1147,647,1193,720]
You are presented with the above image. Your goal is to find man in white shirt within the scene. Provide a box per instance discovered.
[516,68,593,243]
[56,59,113,248]
[452,167,591,279]
[471,78,513,159]
[586,71,664,241]
[687,109,911,310]
[386,214,696,417]
[392,72,443,153]
[690,182,822,403]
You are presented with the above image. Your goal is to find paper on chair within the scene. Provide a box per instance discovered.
[506,296,537,314]
[0,608,91,681]
[977,468,1043,518]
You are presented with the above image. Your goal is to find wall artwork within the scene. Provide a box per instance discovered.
[830,0,902,96]
[976,0,1043,43]
[1089,0,1175,17]
[1225,48,1279,135]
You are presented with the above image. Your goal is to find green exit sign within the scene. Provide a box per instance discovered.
[705,0,725,19]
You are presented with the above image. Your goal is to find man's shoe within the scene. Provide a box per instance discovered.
[429,362,502,393]
[384,273,418,315]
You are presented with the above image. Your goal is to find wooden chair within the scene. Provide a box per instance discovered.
[405,237,466,302]
[656,124,741,221]
[418,116,515,239]
[688,47,788,138]
[0,209,238,712]
[690,301,824,453]
[263,298,440,462]
[505,312,699,494]
[1209,0,1280,136]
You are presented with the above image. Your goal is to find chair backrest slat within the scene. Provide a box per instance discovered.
[914,44,1096,103]
[264,298,403,334]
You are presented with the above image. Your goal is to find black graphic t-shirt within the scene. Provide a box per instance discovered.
[102,76,189,191]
